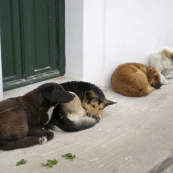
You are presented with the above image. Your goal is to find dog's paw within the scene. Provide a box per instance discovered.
[92,115,101,122]
[160,78,169,85]
[52,125,63,132]
[166,75,173,79]
[162,80,169,85]
[39,136,47,145]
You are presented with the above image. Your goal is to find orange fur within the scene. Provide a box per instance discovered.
[162,49,171,59]
[82,90,113,117]
[111,63,161,97]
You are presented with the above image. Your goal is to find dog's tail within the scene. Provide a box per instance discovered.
[0,136,47,151]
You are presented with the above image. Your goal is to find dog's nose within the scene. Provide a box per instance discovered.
[91,114,100,122]
[156,83,162,89]
[151,82,162,89]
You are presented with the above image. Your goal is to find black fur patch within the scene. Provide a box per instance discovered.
[60,81,105,102]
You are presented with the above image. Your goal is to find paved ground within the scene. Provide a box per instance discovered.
[1,77,173,173]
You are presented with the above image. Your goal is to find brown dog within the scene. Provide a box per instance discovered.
[0,82,75,150]
[111,63,162,97]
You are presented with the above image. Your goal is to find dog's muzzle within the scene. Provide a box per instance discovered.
[153,82,162,89]
[87,113,101,122]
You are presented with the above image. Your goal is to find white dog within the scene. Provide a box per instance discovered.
[149,46,173,84]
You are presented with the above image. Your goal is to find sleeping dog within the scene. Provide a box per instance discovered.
[45,92,100,132]
[149,46,173,84]
[111,63,162,97]
[0,83,74,150]
[45,81,116,132]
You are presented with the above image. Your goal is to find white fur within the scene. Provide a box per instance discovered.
[52,92,98,132]
[52,125,63,132]
[45,106,57,125]
[47,106,55,119]
[61,92,87,121]
[149,46,173,84]
[65,92,98,125]
[39,136,47,145]
[63,92,96,123]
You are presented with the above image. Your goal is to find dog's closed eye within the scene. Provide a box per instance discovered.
[154,76,158,80]
[90,104,95,108]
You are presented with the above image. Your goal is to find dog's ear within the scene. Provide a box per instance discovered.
[42,86,54,102]
[104,99,116,108]
[146,67,154,82]
[162,49,171,59]
[84,90,97,99]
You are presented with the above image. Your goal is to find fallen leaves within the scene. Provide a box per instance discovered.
[15,153,77,169]
[62,153,76,160]
[42,159,58,168]
[16,159,27,166]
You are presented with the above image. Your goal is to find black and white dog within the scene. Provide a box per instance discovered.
[45,81,116,132]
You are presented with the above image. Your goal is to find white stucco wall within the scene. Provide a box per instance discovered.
[104,0,173,87]
[66,0,173,87]
[83,0,106,86]
[65,0,83,80]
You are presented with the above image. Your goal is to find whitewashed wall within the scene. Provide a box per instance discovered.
[104,0,173,86]
[66,0,173,87]
[65,0,83,80]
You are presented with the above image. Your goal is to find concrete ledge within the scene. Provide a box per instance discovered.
[146,150,173,173]
[1,77,173,173]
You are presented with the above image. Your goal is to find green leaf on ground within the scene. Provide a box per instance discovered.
[16,159,27,166]
[62,153,76,160]
[42,159,58,168]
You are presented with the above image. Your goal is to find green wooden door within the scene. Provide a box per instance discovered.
[0,0,65,91]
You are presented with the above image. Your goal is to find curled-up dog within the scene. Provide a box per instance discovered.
[0,83,74,150]
[111,62,162,97]
[45,92,100,132]
[45,81,116,132]
[149,46,173,84]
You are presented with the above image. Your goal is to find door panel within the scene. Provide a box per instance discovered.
[1,0,22,83]
[0,0,65,91]
[21,0,58,77]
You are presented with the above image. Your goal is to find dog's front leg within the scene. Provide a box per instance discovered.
[28,128,54,142]
[159,72,169,84]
